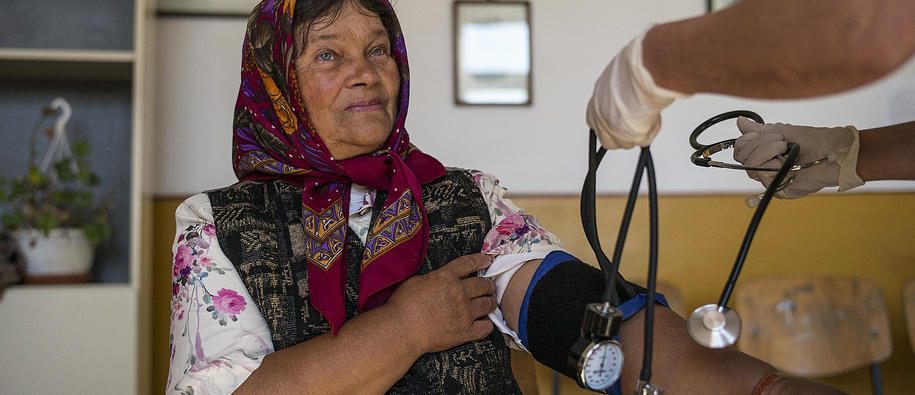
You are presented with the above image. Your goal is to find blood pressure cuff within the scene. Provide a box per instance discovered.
[517,250,668,381]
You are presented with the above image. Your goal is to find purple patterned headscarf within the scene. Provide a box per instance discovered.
[232,0,445,334]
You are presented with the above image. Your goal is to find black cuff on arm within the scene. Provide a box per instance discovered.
[524,260,644,379]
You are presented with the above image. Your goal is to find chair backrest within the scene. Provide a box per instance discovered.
[903,278,915,354]
[734,275,892,377]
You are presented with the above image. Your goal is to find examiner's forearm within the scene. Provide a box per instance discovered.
[234,303,422,395]
[857,121,915,181]
[642,0,915,98]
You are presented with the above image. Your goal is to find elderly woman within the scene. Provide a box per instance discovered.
[168,1,844,394]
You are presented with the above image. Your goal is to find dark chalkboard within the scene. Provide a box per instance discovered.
[0,0,134,50]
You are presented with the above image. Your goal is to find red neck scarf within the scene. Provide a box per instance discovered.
[231,0,445,333]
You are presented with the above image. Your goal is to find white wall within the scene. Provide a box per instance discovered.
[0,286,137,394]
[154,0,915,197]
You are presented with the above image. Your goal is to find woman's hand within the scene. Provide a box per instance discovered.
[387,253,497,353]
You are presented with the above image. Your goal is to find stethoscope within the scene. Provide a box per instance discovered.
[689,110,828,207]
[570,131,662,394]
[571,110,817,394]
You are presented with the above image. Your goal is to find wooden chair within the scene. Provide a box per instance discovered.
[734,276,892,395]
[903,278,915,355]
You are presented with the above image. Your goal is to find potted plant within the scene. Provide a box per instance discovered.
[0,98,112,283]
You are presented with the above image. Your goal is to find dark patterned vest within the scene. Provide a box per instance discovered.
[208,170,521,394]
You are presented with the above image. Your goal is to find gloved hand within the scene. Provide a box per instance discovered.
[733,117,865,199]
[586,28,689,149]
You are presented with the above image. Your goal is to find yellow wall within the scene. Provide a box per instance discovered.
[151,193,915,394]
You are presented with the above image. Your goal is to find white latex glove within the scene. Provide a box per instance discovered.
[586,28,689,149]
[733,117,865,199]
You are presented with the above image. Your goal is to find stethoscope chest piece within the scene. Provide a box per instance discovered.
[687,304,741,349]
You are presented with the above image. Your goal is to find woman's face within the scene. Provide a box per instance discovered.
[295,3,401,160]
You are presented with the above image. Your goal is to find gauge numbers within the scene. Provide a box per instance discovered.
[582,340,623,391]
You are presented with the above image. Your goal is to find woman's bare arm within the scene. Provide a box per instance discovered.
[500,259,844,394]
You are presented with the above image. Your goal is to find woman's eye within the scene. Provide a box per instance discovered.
[370,46,386,56]
[317,52,334,61]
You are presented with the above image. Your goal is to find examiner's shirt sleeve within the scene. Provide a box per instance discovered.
[167,193,274,395]
[469,170,566,351]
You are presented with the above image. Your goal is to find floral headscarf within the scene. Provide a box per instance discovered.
[232,0,445,334]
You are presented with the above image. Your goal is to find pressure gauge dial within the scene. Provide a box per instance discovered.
[568,302,625,391]
[577,339,624,391]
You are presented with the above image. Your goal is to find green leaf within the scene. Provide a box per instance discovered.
[71,140,91,157]
[86,172,100,187]
[82,222,112,245]
[8,181,24,198]
[71,191,94,210]
[55,160,77,182]
[1,212,23,229]
[36,213,60,233]
[27,166,45,185]
[51,191,70,205]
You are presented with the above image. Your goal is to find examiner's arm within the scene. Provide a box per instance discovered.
[733,119,915,198]
[857,121,915,181]
[588,0,915,149]
[643,0,915,98]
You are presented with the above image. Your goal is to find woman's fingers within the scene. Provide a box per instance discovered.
[463,276,496,298]
[469,294,498,318]
[467,319,495,341]
[442,253,492,278]
[387,254,498,352]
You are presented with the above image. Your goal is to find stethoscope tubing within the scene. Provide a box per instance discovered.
[689,110,763,150]
[690,110,825,172]
[580,134,617,300]
[641,147,659,383]
[716,141,800,307]
[688,111,803,309]
[581,131,660,383]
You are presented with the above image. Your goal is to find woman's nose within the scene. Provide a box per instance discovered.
[345,57,380,87]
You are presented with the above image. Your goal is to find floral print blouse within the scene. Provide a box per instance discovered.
[167,170,564,394]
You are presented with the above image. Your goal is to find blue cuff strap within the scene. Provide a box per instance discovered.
[618,292,669,320]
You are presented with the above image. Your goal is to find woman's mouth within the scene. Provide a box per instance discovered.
[346,99,384,112]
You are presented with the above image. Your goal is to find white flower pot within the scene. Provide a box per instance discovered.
[13,228,94,282]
